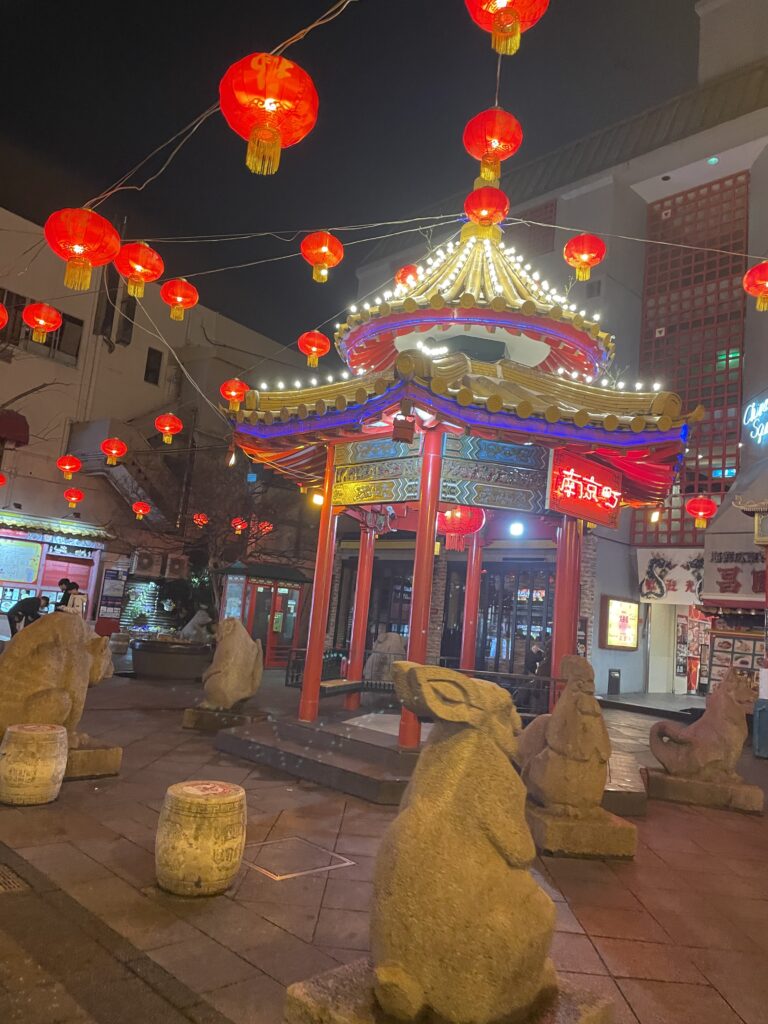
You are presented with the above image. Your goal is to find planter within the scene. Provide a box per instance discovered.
[131,639,213,680]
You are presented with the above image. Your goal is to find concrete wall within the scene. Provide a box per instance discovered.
[697,0,768,83]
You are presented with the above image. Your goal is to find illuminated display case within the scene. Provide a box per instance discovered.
[599,595,640,651]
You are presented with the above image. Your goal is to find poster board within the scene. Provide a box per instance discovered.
[599,595,640,650]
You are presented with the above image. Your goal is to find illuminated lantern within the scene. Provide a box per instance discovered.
[193,512,209,528]
[132,501,151,520]
[0,304,8,331]
[464,186,510,226]
[154,413,183,445]
[64,487,84,509]
[257,520,274,535]
[101,437,128,466]
[686,495,718,530]
[114,242,164,298]
[231,517,248,536]
[464,0,549,55]
[219,52,319,175]
[463,108,523,182]
[297,330,331,368]
[437,506,486,551]
[743,262,768,312]
[220,378,248,412]
[160,278,199,321]
[300,231,344,284]
[395,264,419,289]
[22,303,62,343]
[44,208,120,291]
[564,233,607,282]
[0,472,6,487]
[56,454,82,480]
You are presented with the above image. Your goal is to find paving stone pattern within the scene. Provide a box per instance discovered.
[0,678,767,1023]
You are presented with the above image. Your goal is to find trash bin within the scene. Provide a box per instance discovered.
[607,669,620,695]
[753,698,768,759]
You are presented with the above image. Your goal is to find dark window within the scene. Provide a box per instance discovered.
[144,347,163,385]
[0,289,82,365]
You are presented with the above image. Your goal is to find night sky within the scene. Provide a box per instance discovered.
[2,0,700,359]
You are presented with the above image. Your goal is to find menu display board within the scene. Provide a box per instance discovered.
[708,630,763,687]
[599,596,640,650]
[0,538,42,584]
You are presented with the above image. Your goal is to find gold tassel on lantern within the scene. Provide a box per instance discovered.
[306,353,319,368]
[247,123,282,175]
[576,263,592,282]
[31,328,46,343]
[492,10,521,55]
[758,294,768,312]
[480,156,501,182]
[127,277,146,298]
[65,257,93,291]
[312,264,329,283]
[170,305,184,322]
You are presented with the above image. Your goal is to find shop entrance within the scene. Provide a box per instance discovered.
[244,581,301,668]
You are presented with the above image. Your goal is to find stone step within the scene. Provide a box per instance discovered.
[602,752,647,817]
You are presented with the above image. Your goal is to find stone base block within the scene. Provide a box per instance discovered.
[285,959,612,1024]
[646,768,764,814]
[526,804,637,859]
[65,744,123,780]
[181,706,266,733]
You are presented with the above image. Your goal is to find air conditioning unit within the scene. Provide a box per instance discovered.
[131,550,164,577]
[165,555,189,580]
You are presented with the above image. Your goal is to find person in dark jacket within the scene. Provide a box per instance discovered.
[6,595,49,636]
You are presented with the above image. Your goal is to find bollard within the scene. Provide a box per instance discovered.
[0,724,68,805]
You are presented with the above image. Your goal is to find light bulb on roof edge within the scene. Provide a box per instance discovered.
[260,382,268,390]
[634,382,643,391]
[277,381,285,390]
[363,302,370,310]
[652,382,661,391]
[294,380,301,388]
[375,296,382,304]
[350,304,357,313]
[585,375,593,383]
[341,371,349,379]
[601,379,609,387]
[310,377,318,386]
[617,382,626,390]
[557,367,565,375]
[326,374,334,382]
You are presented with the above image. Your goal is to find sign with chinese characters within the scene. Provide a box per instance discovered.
[743,394,768,446]
[332,437,422,506]
[701,533,766,605]
[599,596,640,650]
[546,450,622,529]
[637,548,704,605]
[0,538,42,584]
[440,436,549,512]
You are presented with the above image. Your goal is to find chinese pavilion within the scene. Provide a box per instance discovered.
[228,197,699,752]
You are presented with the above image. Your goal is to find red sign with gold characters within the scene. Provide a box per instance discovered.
[546,450,623,529]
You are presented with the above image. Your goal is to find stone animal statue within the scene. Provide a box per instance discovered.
[650,668,757,781]
[371,662,556,1024]
[517,655,611,816]
[363,631,406,683]
[199,618,263,711]
[0,613,113,747]
[179,607,213,642]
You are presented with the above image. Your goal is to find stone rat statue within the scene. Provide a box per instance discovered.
[199,618,263,711]
[371,662,556,1024]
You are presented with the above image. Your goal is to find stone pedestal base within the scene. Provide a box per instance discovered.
[181,706,266,733]
[526,804,637,859]
[65,744,123,780]
[646,768,764,814]
[0,725,68,805]
[285,959,612,1024]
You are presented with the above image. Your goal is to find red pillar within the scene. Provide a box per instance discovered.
[551,515,582,679]
[459,531,483,672]
[299,446,338,722]
[344,526,376,710]
[400,426,443,748]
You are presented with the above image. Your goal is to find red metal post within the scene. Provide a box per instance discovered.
[298,446,338,722]
[459,531,483,672]
[344,525,376,710]
[400,426,444,748]
[551,515,582,680]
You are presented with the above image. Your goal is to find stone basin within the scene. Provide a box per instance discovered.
[130,639,213,680]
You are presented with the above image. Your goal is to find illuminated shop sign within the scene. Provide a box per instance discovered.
[546,450,623,529]
[599,596,640,651]
[743,396,768,445]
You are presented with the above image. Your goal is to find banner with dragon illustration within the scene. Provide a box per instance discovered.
[637,548,704,605]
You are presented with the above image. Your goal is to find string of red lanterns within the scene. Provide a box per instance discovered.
[394,264,419,289]
[0,472,6,488]
[463,107,523,182]
[231,517,248,535]
[686,495,718,530]
[0,304,8,332]
[64,487,84,509]
[464,186,510,227]
[220,378,248,412]
[192,512,209,528]
[301,231,344,283]
[154,413,183,445]
[437,507,486,551]
[22,303,62,343]
[56,454,82,480]
[744,262,768,312]
[464,0,550,56]
[114,242,164,298]
[44,208,120,291]
[101,437,128,466]
[160,278,199,321]
[563,234,607,282]
[297,330,331,367]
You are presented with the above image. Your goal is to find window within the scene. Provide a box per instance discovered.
[144,347,163,385]
[0,289,83,366]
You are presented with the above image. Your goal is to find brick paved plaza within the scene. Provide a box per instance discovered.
[0,674,765,1024]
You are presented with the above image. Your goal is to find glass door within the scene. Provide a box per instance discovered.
[267,586,299,667]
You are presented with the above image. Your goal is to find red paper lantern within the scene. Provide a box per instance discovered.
[193,512,209,528]
[44,208,120,291]
[132,501,151,520]
[101,437,127,466]
[464,0,549,55]
[231,517,248,536]
[220,378,248,412]
[744,262,768,312]
[437,506,486,551]
[463,108,524,182]
[297,330,331,368]
[300,231,344,283]
[685,495,718,530]
[257,520,274,535]
[56,454,82,480]
[563,233,607,282]
[22,303,62,343]
[0,472,6,487]
[464,187,510,227]
[114,242,164,298]
[160,278,199,321]
[64,487,84,509]
[154,413,183,445]
[0,304,8,331]
[219,52,319,175]
[395,264,419,289]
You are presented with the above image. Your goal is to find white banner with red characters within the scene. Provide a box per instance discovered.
[546,450,622,529]
[637,548,704,604]
[700,533,766,606]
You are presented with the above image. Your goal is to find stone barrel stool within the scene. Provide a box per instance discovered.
[0,724,69,805]
[155,781,247,896]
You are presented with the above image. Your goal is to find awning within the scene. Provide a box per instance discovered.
[0,510,113,544]
[216,560,311,584]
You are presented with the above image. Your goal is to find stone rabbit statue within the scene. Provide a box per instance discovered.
[371,662,556,1024]
[199,618,263,711]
